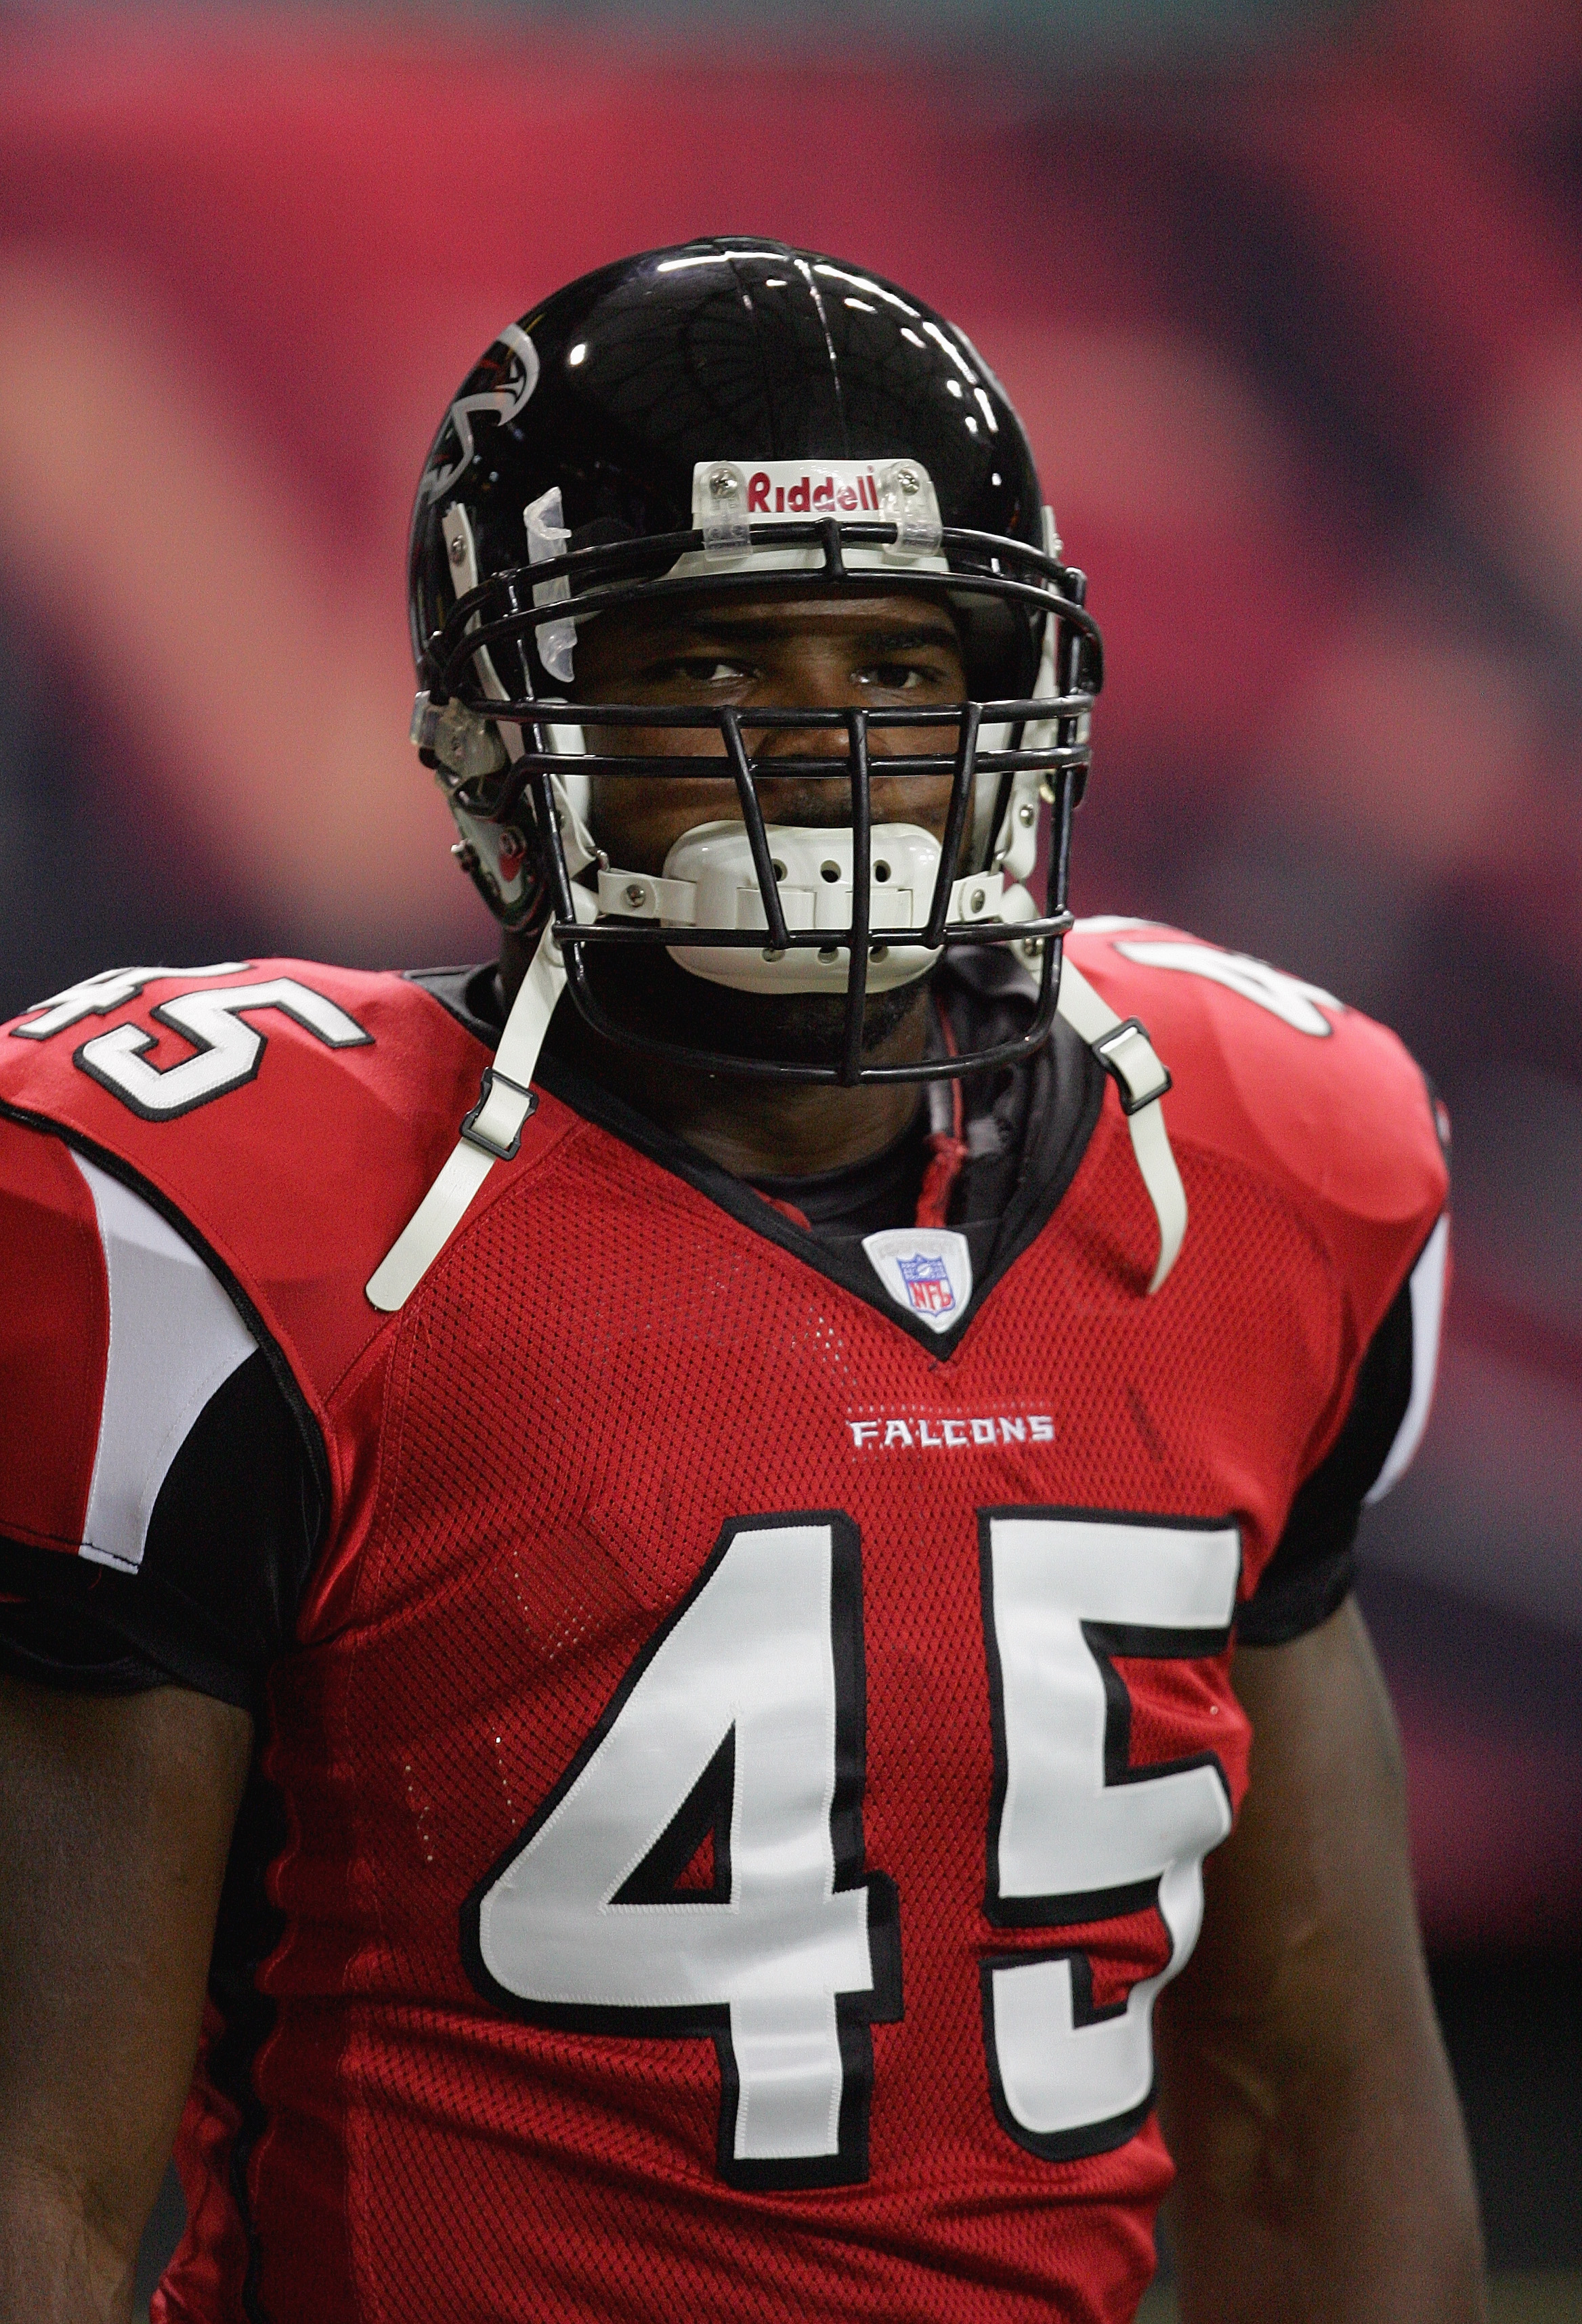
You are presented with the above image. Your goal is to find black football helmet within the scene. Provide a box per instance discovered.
[407,237,1103,1084]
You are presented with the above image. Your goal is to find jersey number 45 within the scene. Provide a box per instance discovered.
[463,1507,1239,2190]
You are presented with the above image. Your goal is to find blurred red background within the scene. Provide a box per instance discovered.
[1,3,1579,2271]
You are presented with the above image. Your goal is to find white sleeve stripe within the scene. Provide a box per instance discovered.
[1363,1212,1450,1507]
[72,1156,258,1572]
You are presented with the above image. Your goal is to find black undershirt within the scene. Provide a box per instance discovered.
[0,958,1409,1699]
[0,1349,320,1710]
[752,1114,931,1241]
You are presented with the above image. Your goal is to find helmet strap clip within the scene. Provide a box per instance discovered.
[366,930,567,1312]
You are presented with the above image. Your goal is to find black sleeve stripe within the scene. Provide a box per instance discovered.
[1363,1213,1449,1509]
[1236,1255,1418,1648]
[0,1348,318,1709]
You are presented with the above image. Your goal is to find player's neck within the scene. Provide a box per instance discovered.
[499,937,924,1180]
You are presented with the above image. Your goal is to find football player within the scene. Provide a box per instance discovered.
[0,242,1483,2323]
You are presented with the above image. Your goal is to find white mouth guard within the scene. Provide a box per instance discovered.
[594,821,1031,993]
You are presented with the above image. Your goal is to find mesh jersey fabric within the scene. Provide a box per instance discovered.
[0,933,1449,2324]
[0,951,1080,1699]
[0,949,1421,1701]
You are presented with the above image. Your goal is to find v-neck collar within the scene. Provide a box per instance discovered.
[407,964,1105,1360]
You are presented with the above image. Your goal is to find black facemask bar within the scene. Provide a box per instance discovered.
[527,700,1084,1085]
[419,515,1101,725]
[414,516,1100,1085]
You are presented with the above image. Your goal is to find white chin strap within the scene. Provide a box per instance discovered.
[1052,958,1186,1296]
[365,931,568,1312]
[366,937,1186,1315]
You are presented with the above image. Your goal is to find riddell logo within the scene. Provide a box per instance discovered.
[746,469,881,515]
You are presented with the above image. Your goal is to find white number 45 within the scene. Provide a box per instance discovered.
[14,966,370,1118]
[465,1507,1237,2189]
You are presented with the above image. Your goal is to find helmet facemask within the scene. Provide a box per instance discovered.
[412,487,1101,1087]
[367,246,1197,1323]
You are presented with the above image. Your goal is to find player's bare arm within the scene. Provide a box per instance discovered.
[1157,1599,1484,2321]
[0,240,1477,2321]
[0,1678,250,2322]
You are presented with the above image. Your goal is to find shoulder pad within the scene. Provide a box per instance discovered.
[0,960,578,1411]
[1066,920,1449,1333]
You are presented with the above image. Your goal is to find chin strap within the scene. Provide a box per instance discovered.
[366,932,567,1312]
[1054,957,1186,1294]
[366,938,1186,1314]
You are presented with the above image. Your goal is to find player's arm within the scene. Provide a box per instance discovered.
[0,1121,323,2315]
[0,1673,251,2324]
[1155,1595,1484,2323]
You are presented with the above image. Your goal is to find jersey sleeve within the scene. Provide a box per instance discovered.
[1065,922,1453,1645]
[0,1121,320,1708]
[1236,1207,1448,1645]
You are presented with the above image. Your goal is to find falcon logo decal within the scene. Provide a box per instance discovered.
[421,323,540,504]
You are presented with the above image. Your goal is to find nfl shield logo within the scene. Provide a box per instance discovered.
[896,1251,956,1316]
[861,1227,975,1336]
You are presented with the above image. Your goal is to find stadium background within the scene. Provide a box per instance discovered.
[0,0,1577,2311]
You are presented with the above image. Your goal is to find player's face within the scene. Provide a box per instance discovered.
[576,588,967,874]
[559,588,967,1075]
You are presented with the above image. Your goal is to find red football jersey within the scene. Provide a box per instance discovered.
[0,929,1448,2324]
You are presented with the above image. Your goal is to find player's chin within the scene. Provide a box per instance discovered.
[580,943,925,1069]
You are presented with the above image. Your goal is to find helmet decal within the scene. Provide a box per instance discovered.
[420,322,540,505]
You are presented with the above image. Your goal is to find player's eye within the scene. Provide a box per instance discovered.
[649,656,754,685]
[858,660,940,692]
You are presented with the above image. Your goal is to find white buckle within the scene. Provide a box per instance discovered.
[1092,1018,1172,1116]
[458,1067,536,1161]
